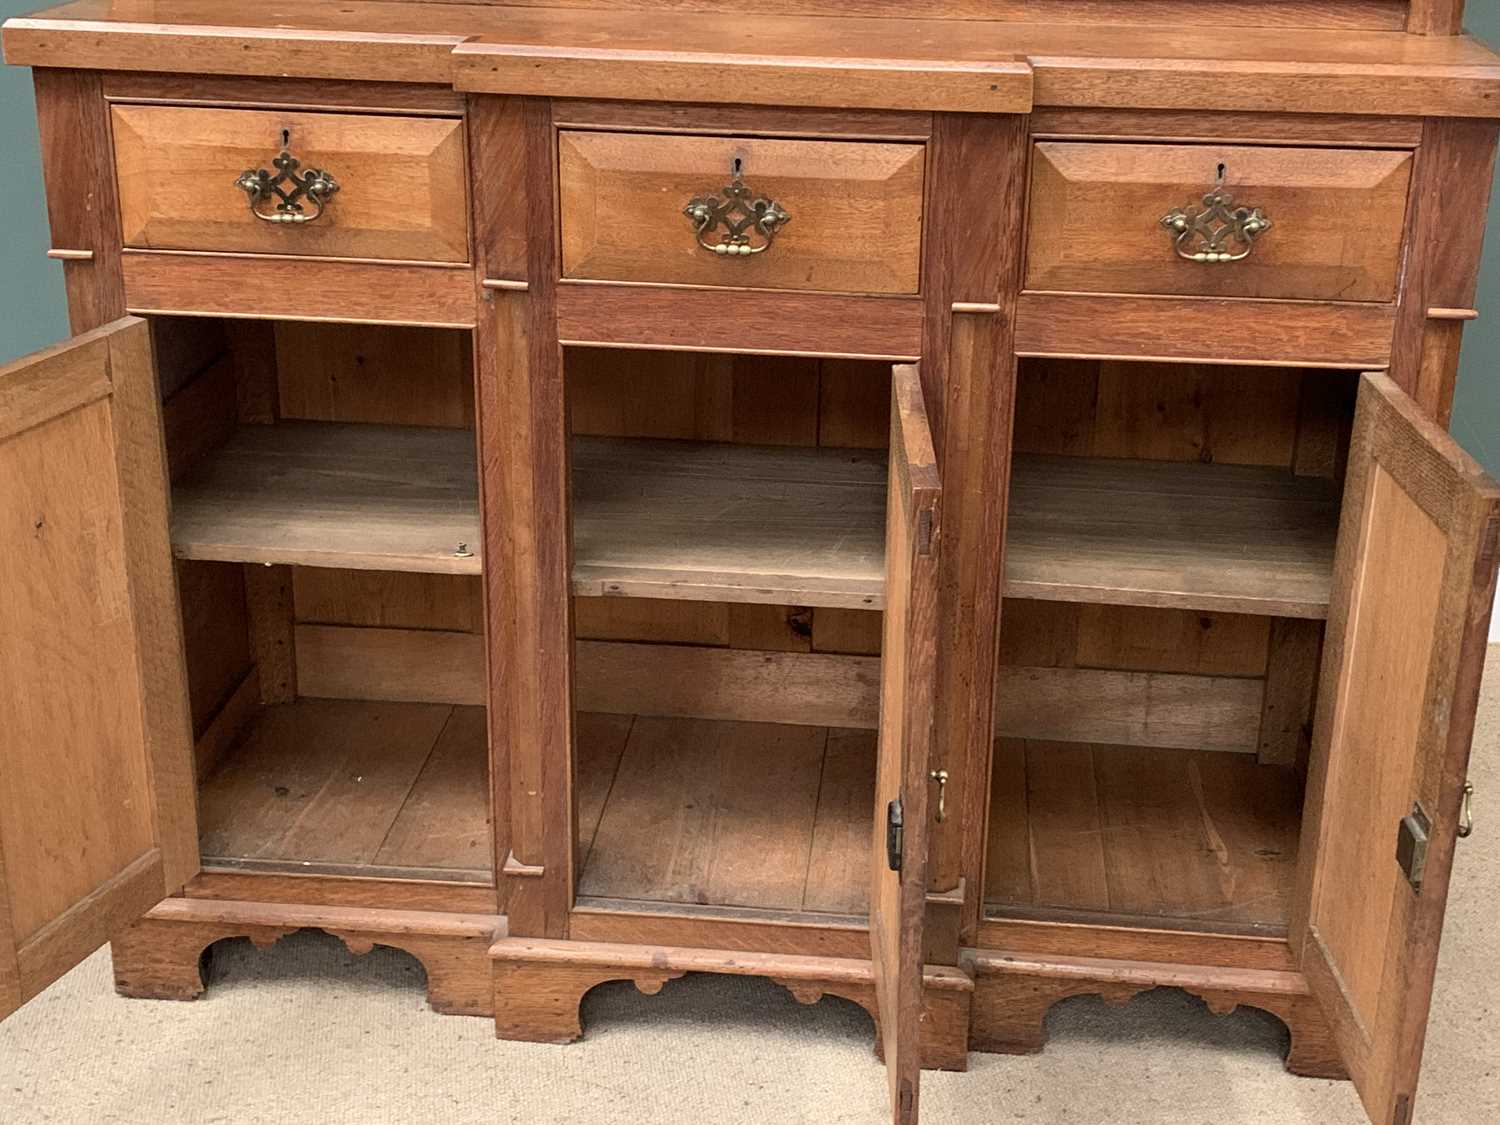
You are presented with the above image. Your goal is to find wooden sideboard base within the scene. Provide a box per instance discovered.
[109,897,502,1017]
[490,937,973,1071]
[963,949,1346,1081]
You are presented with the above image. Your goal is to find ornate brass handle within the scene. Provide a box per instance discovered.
[1160,166,1271,264]
[683,159,790,257]
[235,132,340,225]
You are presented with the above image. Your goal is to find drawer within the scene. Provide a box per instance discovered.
[1025,142,1413,303]
[558,131,925,295]
[111,105,471,264]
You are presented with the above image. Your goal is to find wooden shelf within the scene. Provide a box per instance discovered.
[577,713,873,917]
[198,698,491,882]
[984,739,1303,934]
[1007,454,1340,620]
[571,436,886,609]
[172,424,1338,617]
[171,422,483,575]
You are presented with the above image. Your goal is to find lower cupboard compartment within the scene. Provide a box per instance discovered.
[197,697,492,883]
[982,738,1304,934]
[575,713,874,918]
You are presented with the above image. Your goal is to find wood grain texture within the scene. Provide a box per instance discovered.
[1027,143,1412,302]
[195,699,492,881]
[459,42,1031,115]
[1006,454,1339,618]
[475,97,573,937]
[927,116,1026,931]
[965,949,1343,1079]
[0,319,194,1013]
[1015,293,1396,368]
[872,364,942,1124]
[122,252,477,328]
[983,741,1301,931]
[291,622,1267,755]
[556,284,923,360]
[559,131,923,294]
[1295,372,1500,1125]
[111,897,500,1016]
[1029,107,1423,146]
[168,421,1339,616]
[33,69,125,333]
[184,870,498,915]
[552,100,932,140]
[577,716,838,912]
[112,105,470,264]
[1389,118,1500,422]
[14,4,1500,116]
[103,72,464,113]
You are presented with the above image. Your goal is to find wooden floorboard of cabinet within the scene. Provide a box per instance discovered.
[575,714,875,916]
[983,738,1302,933]
[197,698,492,882]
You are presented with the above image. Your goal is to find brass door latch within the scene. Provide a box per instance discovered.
[929,769,949,823]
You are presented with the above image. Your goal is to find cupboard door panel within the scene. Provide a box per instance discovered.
[871,364,941,1125]
[1296,371,1500,1125]
[0,319,197,1021]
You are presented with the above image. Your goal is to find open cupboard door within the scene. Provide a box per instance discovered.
[0,318,198,1021]
[1296,371,1500,1125]
[871,364,941,1125]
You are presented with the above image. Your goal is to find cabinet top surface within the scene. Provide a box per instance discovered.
[5,1,1500,116]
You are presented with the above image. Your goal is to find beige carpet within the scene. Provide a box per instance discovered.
[4,652,1498,1125]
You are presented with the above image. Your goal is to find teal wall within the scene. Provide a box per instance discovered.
[0,2,1497,474]
[1454,4,1500,474]
[0,0,70,361]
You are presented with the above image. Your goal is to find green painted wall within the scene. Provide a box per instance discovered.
[0,2,1498,476]
[0,0,69,362]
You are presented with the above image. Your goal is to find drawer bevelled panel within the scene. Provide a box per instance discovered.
[558,131,925,295]
[111,105,471,264]
[1025,142,1413,303]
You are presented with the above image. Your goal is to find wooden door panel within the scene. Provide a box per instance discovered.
[0,319,196,1021]
[871,364,941,1125]
[1296,371,1500,1125]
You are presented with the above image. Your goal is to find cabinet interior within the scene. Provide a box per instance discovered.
[160,319,1362,931]
[565,347,893,919]
[982,358,1359,936]
[160,317,494,885]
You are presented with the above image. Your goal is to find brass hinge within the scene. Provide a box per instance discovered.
[917,509,935,556]
[1396,803,1431,892]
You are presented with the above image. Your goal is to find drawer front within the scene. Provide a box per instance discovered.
[1026,143,1413,303]
[559,131,925,295]
[112,105,470,264]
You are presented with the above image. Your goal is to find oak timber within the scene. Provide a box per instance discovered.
[170,423,1340,618]
[8,6,1500,117]
[197,699,492,881]
[983,740,1303,932]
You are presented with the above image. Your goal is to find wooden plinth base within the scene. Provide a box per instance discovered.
[490,937,973,1071]
[964,949,1347,1080]
[110,897,502,1017]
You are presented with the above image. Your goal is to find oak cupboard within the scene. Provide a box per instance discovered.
[2,3,1499,1124]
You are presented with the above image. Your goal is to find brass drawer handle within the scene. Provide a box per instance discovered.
[235,130,340,226]
[683,159,790,257]
[1160,165,1271,264]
